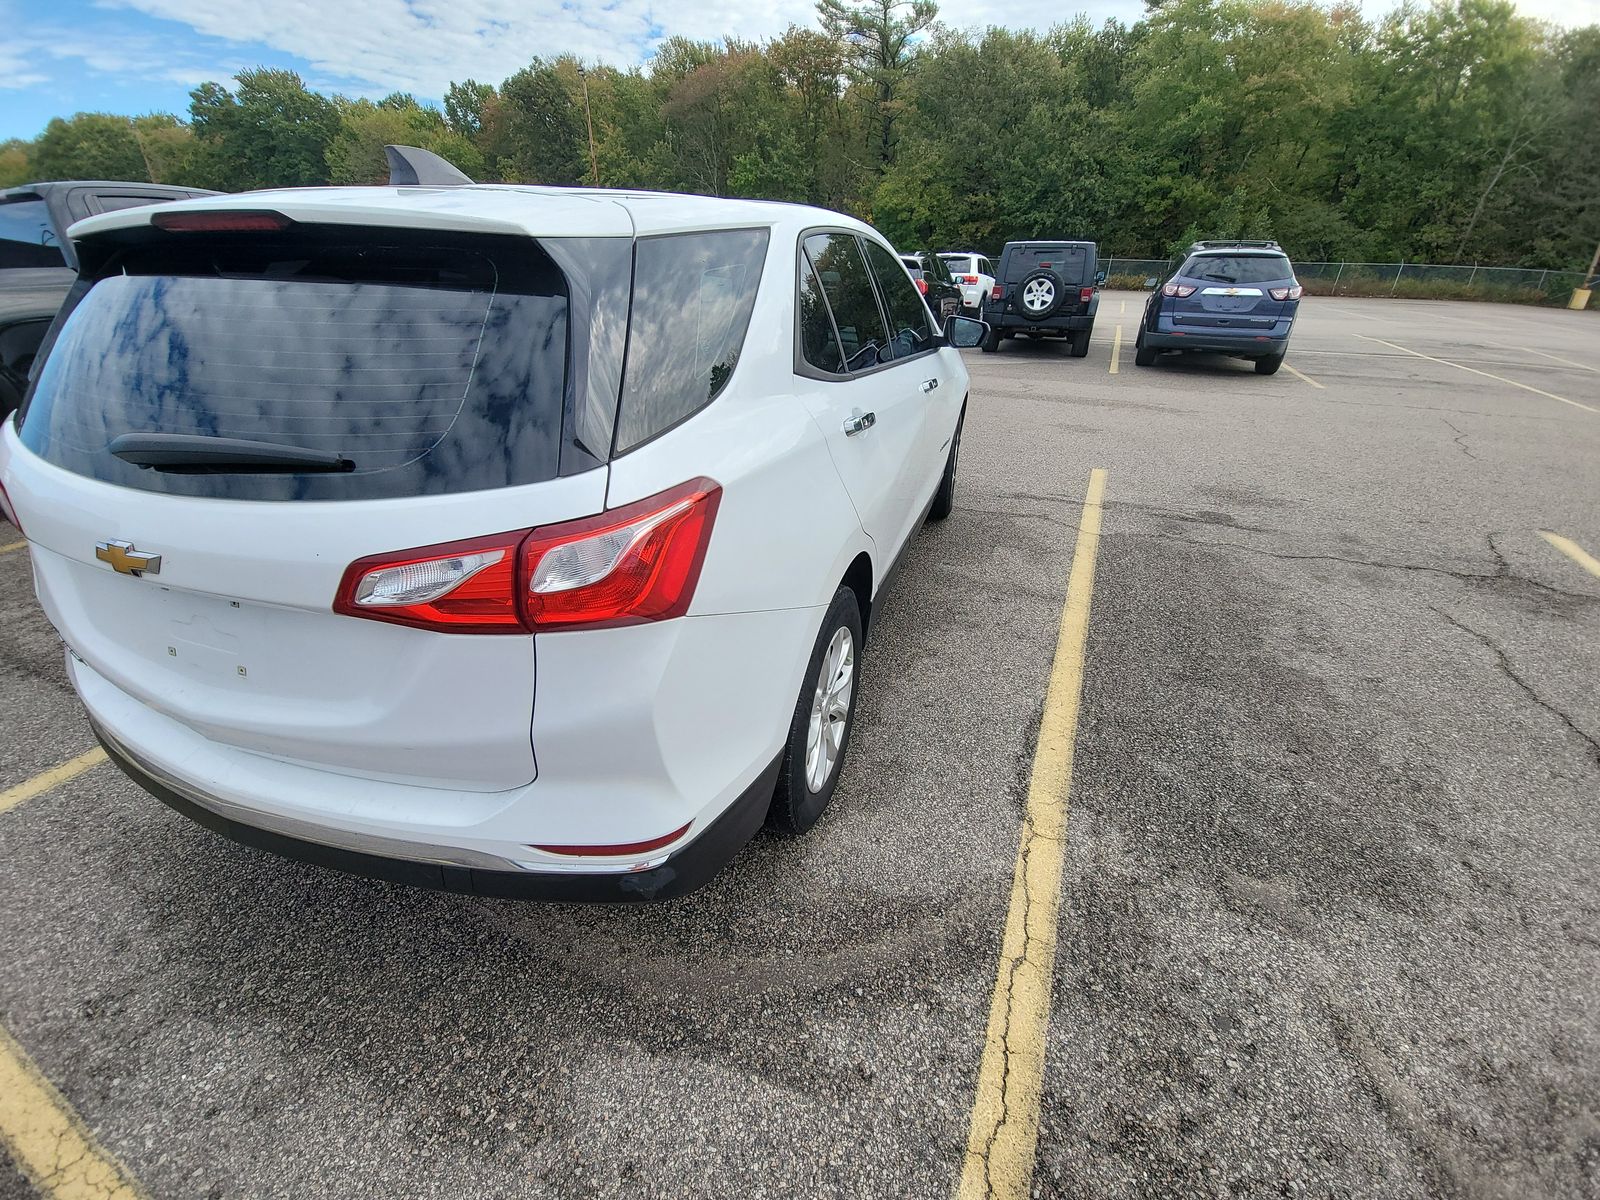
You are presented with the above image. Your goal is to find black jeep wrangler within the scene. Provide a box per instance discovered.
[979,240,1102,357]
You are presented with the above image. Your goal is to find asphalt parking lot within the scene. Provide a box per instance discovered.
[2,291,1597,1199]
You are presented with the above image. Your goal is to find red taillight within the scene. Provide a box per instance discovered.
[0,478,22,533]
[1079,286,1094,303]
[1269,284,1304,301]
[915,278,928,295]
[151,210,293,233]
[962,274,978,284]
[332,479,721,635]
[1162,283,1197,298]
[990,285,1003,301]
[334,529,526,634]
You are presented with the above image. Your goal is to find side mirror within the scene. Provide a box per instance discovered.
[1095,269,1107,286]
[943,314,987,348]
[1142,275,1159,290]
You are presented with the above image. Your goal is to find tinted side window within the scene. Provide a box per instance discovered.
[979,258,994,276]
[90,194,168,215]
[0,200,65,269]
[863,240,936,361]
[805,233,888,373]
[615,228,769,453]
[798,252,846,374]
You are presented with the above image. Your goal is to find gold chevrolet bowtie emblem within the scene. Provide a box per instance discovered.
[95,540,161,577]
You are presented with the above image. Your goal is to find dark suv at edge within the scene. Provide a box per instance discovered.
[980,239,1101,357]
[1,180,217,418]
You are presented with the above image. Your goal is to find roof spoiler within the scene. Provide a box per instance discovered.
[384,145,474,188]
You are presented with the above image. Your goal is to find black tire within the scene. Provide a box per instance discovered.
[929,407,964,521]
[1015,269,1064,320]
[768,587,865,834]
[1069,329,1091,358]
[1134,330,1156,367]
[1255,353,1285,375]
[980,325,1001,353]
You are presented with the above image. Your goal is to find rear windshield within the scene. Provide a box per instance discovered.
[1181,254,1293,284]
[0,199,66,270]
[1006,244,1094,283]
[19,233,569,501]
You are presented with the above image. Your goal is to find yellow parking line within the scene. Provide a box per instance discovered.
[1119,299,1125,316]
[1283,362,1323,389]
[1521,348,1597,374]
[1108,325,1122,374]
[0,748,108,816]
[1355,334,1597,414]
[958,468,1106,1200]
[1,539,27,556]
[0,1026,147,1200]
[1539,531,1600,578]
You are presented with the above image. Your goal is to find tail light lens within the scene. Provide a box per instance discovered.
[962,274,978,284]
[333,479,721,635]
[1269,284,1304,301]
[915,278,928,295]
[0,478,22,533]
[524,478,720,632]
[990,284,1004,301]
[1079,286,1094,303]
[1162,283,1197,298]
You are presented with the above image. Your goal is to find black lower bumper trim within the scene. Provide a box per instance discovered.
[96,731,782,903]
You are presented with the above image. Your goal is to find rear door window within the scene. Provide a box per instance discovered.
[19,231,570,501]
[798,253,846,375]
[0,199,66,269]
[1182,255,1294,284]
[613,228,768,453]
[863,240,937,362]
[806,233,889,373]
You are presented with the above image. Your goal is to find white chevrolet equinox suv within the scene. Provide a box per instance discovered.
[0,154,983,900]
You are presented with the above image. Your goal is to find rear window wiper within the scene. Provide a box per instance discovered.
[1202,272,1237,283]
[108,433,355,474]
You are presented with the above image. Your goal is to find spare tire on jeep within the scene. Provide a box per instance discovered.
[1017,269,1064,320]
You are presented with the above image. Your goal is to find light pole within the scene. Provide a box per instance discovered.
[576,65,600,189]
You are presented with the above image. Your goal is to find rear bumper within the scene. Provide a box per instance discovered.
[983,310,1094,334]
[67,599,821,901]
[96,718,779,902]
[1143,330,1289,356]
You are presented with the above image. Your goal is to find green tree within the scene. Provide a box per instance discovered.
[188,68,341,190]
[817,0,938,171]
[30,113,150,181]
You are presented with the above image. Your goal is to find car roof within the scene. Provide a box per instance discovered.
[3,181,218,200]
[66,184,877,244]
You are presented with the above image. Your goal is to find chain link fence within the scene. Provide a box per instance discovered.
[1100,257,1594,306]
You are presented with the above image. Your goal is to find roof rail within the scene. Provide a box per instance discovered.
[1190,239,1281,252]
[384,145,474,188]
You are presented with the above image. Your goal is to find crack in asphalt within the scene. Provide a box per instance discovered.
[1151,532,1598,605]
[1439,417,1479,460]
[1431,607,1600,765]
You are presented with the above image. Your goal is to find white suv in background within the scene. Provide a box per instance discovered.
[938,251,996,314]
[0,162,985,900]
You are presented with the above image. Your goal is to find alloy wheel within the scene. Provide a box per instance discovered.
[805,626,855,793]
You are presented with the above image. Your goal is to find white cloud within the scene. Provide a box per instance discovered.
[96,0,822,95]
[65,0,1600,103]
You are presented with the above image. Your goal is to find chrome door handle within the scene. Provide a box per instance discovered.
[843,410,876,436]
[921,378,939,393]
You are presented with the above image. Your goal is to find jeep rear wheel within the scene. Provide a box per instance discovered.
[1016,269,1064,320]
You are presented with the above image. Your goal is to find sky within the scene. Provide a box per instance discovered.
[2,0,1596,141]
